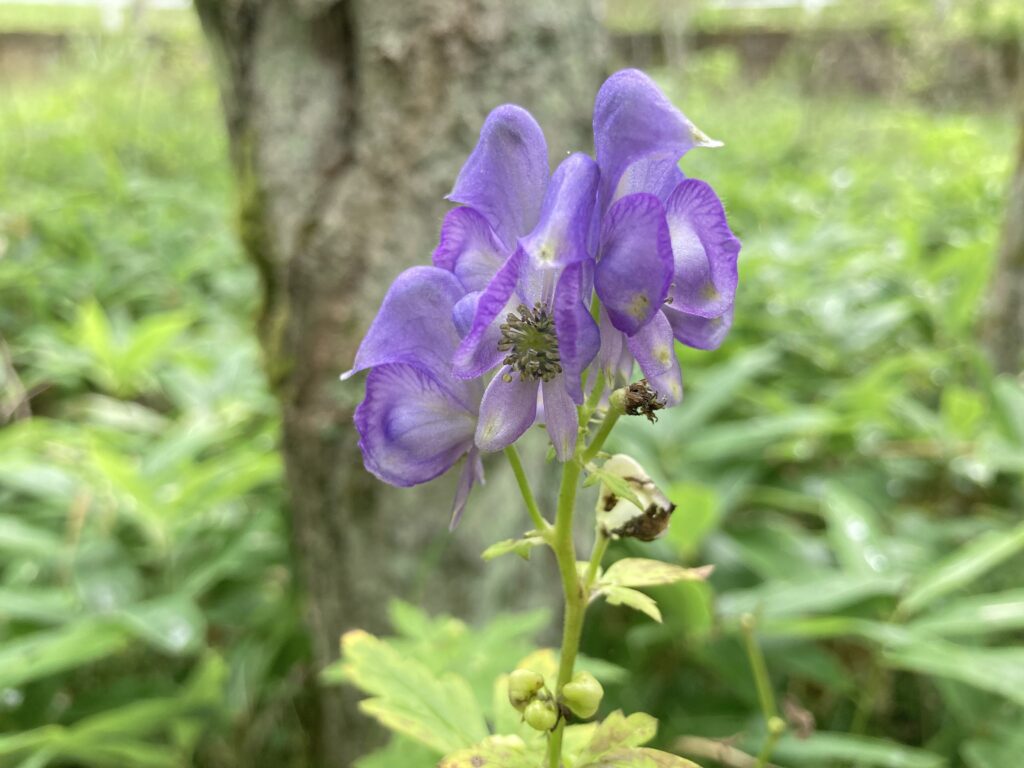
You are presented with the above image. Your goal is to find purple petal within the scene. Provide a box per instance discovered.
[612,152,686,204]
[342,266,464,380]
[664,304,734,351]
[449,447,485,530]
[593,69,718,213]
[448,105,549,251]
[453,248,524,379]
[626,311,683,406]
[433,206,509,292]
[355,364,476,487]
[474,367,539,453]
[665,179,741,318]
[595,193,673,336]
[554,260,599,404]
[596,306,634,387]
[520,153,598,268]
[452,292,479,338]
[542,378,579,461]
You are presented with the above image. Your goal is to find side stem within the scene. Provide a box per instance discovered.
[504,445,550,534]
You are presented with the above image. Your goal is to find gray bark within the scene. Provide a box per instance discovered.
[986,112,1024,374]
[193,1,604,765]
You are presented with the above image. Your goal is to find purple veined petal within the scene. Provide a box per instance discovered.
[453,247,525,379]
[593,69,720,214]
[612,152,686,204]
[342,266,464,381]
[433,206,509,292]
[452,292,479,338]
[520,153,598,269]
[449,447,485,530]
[664,178,741,318]
[448,105,549,251]
[474,367,539,453]
[663,304,734,351]
[596,306,633,387]
[595,193,673,336]
[554,260,599,404]
[626,310,683,406]
[355,363,477,487]
[542,377,579,461]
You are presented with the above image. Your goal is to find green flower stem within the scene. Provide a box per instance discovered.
[740,614,786,768]
[581,408,620,463]
[546,456,584,768]
[504,445,550,534]
[584,530,609,587]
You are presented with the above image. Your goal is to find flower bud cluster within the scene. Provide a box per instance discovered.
[507,668,604,731]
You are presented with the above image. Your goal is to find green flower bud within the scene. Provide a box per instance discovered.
[507,668,544,711]
[561,671,603,719]
[523,698,558,732]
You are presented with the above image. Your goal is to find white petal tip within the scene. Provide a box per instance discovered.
[339,369,356,381]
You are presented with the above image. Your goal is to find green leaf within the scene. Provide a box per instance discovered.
[481,534,545,561]
[883,638,1024,707]
[600,558,713,589]
[116,595,206,655]
[603,586,662,623]
[576,711,658,765]
[665,482,721,557]
[821,482,890,575]
[339,629,488,755]
[898,520,1024,617]
[0,619,129,689]
[438,736,539,768]
[581,748,702,767]
[770,732,946,768]
[717,571,903,620]
[909,588,1024,637]
[0,587,78,624]
[0,514,63,560]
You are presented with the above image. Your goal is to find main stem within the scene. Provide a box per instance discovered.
[546,457,583,768]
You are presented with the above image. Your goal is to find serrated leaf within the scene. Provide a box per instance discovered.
[481,535,545,561]
[600,558,713,589]
[604,587,662,622]
[582,747,702,767]
[339,630,488,755]
[898,521,1024,617]
[576,711,659,765]
[439,735,539,768]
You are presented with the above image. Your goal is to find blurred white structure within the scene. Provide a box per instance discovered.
[0,0,190,30]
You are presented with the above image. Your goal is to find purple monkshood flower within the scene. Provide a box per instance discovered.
[435,108,600,461]
[341,267,484,527]
[344,69,741,525]
[590,70,741,405]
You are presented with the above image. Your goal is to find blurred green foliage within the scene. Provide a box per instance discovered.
[0,38,308,767]
[0,15,1021,768]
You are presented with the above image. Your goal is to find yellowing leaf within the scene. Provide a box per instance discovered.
[582,748,702,767]
[439,735,540,768]
[481,535,545,561]
[604,587,662,622]
[600,559,713,589]
[576,711,658,765]
[339,630,488,755]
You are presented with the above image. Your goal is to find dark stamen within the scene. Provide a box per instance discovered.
[497,303,562,382]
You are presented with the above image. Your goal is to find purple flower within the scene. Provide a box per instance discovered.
[342,266,485,527]
[591,70,741,406]
[434,107,600,461]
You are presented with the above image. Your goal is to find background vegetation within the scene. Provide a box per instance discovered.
[1,1,1022,766]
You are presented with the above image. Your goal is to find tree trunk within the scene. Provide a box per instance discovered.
[193,2,603,765]
[986,100,1024,373]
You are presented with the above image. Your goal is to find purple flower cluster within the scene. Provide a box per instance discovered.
[343,70,740,524]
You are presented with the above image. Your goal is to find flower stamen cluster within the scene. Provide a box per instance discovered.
[498,303,562,382]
